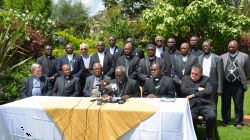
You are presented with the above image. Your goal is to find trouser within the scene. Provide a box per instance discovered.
[221,81,244,125]
[191,104,216,138]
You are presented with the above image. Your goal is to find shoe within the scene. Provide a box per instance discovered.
[236,124,243,129]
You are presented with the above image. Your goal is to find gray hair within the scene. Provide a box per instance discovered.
[31,63,42,71]
[80,43,88,49]
[115,66,126,73]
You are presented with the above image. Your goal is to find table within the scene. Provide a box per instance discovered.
[0,96,196,140]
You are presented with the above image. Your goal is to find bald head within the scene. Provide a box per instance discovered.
[228,40,238,54]
[180,43,190,56]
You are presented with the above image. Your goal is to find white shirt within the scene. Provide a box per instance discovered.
[98,52,105,66]
[82,54,91,69]
[182,56,188,75]
[155,47,163,57]
[202,54,212,77]
[110,47,115,55]
[67,54,74,71]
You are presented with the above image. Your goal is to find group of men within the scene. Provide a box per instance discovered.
[21,35,250,140]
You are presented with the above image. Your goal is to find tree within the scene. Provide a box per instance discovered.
[103,0,154,18]
[142,0,250,54]
[3,0,51,17]
[51,0,89,38]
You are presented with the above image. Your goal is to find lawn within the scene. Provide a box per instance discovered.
[198,85,250,140]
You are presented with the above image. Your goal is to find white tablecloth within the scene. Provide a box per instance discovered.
[0,96,196,140]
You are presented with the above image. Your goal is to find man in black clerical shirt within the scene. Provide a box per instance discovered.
[181,64,216,140]
[143,63,175,98]
[37,45,58,84]
[108,66,140,99]
[53,64,81,97]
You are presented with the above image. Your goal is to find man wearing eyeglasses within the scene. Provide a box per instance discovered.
[154,36,165,58]
[181,64,216,140]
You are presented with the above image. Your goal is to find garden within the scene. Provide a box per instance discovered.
[0,0,250,139]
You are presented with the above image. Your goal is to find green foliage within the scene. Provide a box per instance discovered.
[54,31,97,55]
[142,0,250,54]
[3,0,51,17]
[103,0,154,18]
[51,0,89,38]
[0,58,35,101]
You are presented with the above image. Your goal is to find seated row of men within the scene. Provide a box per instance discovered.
[21,61,216,139]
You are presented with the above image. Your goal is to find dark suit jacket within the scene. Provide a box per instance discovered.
[56,54,85,78]
[104,46,123,63]
[171,54,198,84]
[221,51,250,91]
[143,76,175,98]
[138,57,166,84]
[180,75,213,108]
[190,47,203,56]
[133,48,144,59]
[198,53,223,94]
[37,55,58,77]
[110,78,140,97]
[89,52,114,77]
[116,55,140,80]
[83,75,111,97]
[161,51,174,76]
[20,76,52,99]
[53,75,81,97]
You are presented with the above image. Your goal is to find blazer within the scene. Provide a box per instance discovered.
[133,48,145,59]
[171,54,198,84]
[104,46,123,63]
[116,55,140,80]
[53,75,81,97]
[56,54,85,78]
[181,75,213,108]
[89,52,114,77]
[198,53,224,93]
[221,51,250,91]
[138,57,166,84]
[20,76,52,99]
[143,76,175,98]
[83,75,111,97]
[110,78,140,97]
[161,51,174,76]
[37,55,58,77]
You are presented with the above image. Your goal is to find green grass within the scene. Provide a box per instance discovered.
[198,85,250,140]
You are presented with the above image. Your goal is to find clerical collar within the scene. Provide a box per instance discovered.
[169,48,176,54]
[148,56,155,61]
[191,47,198,52]
[126,55,132,59]
[64,76,72,80]
[229,51,238,58]
[153,74,162,81]
[46,55,51,58]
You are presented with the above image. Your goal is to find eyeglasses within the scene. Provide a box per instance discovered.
[81,48,87,50]
[156,40,163,42]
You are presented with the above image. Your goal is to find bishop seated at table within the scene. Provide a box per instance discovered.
[102,66,140,99]
[53,64,81,97]
[83,63,111,97]
[20,63,53,99]
[143,63,175,98]
[180,64,216,140]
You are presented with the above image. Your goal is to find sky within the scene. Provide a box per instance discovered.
[81,0,105,16]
